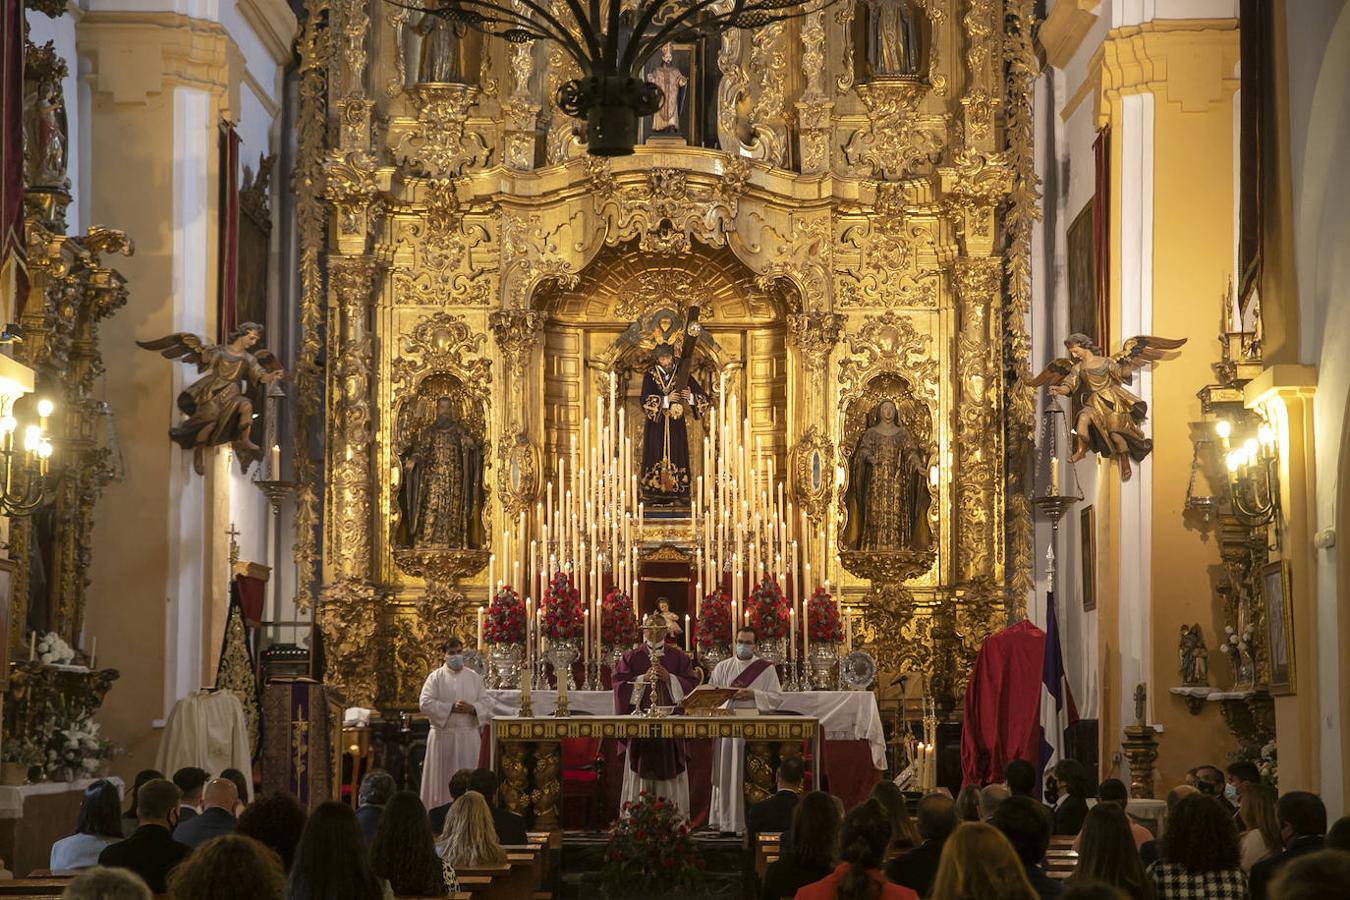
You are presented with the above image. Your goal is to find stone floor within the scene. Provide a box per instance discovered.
[557,830,745,899]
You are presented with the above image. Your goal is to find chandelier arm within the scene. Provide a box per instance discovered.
[552,0,605,69]
[603,0,625,79]
[423,0,589,64]
[620,0,731,74]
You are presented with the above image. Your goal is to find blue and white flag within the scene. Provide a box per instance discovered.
[1039,587,1078,787]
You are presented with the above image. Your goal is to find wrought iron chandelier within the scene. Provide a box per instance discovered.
[391,0,843,155]
[0,397,55,516]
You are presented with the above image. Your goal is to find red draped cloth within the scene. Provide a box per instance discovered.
[960,619,1046,786]
[234,574,265,626]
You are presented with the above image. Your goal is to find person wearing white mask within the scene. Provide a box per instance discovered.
[419,637,491,811]
[707,626,783,835]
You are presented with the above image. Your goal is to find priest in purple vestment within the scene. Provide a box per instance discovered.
[613,612,701,818]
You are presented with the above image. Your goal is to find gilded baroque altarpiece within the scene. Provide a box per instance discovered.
[301,0,1040,709]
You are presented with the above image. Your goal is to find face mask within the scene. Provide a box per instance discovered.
[735,643,754,660]
[446,654,464,671]
[1224,783,1239,804]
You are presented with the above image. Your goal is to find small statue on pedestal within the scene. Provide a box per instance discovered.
[1179,623,1209,686]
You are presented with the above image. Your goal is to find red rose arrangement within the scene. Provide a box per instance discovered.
[806,586,843,643]
[601,588,638,647]
[745,576,789,640]
[695,588,732,650]
[541,571,584,642]
[599,791,704,897]
[483,585,526,645]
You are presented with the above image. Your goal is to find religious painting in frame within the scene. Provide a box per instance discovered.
[1262,559,1295,694]
[640,41,701,145]
[1067,201,1097,348]
[0,557,16,690]
[1079,505,1096,612]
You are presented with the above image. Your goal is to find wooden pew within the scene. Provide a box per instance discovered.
[455,858,537,900]
[0,880,70,897]
[755,832,783,880]
[501,842,548,896]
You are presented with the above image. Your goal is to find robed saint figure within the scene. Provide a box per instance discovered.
[639,342,711,506]
[612,614,700,818]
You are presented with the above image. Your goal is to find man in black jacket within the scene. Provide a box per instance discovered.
[429,768,473,835]
[884,793,957,896]
[170,767,208,826]
[172,777,239,848]
[743,755,804,899]
[99,778,191,893]
[470,768,528,845]
[354,770,395,844]
[1250,791,1327,900]
[991,796,1064,899]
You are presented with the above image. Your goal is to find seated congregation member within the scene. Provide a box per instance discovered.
[761,791,842,900]
[928,822,1038,900]
[354,769,396,844]
[1237,783,1281,872]
[990,795,1064,899]
[794,800,918,900]
[1226,761,1262,804]
[1050,760,1090,836]
[51,779,125,870]
[1192,764,1237,818]
[1005,759,1037,799]
[748,755,806,853]
[220,767,251,814]
[370,791,447,897]
[173,777,239,847]
[1138,784,1199,868]
[1326,814,1350,852]
[1075,779,1150,850]
[1058,884,1129,900]
[171,766,209,825]
[1071,804,1154,900]
[60,866,153,900]
[237,791,307,871]
[121,769,163,838]
[438,790,508,869]
[286,800,388,900]
[870,780,920,856]
[167,834,285,900]
[1145,794,1248,900]
[884,793,957,896]
[978,784,1010,821]
[469,767,528,845]
[428,767,473,835]
[98,778,191,894]
[954,785,981,823]
[1249,791,1327,900]
[1269,849,1350,900]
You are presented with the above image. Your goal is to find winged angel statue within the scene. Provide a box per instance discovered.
[138,323,286,475]
[1028,333,1187,480]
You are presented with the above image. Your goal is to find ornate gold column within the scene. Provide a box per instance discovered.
[952,256,1001,586]
[795,11,833,176]
[489,310,543,519]
[786,311,843,524]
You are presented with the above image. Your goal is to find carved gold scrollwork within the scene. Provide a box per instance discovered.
[391,84,490,178]
[392,311,492,403]
[961,0,1001,148]
[593,162,750,256]
[496,432,539,516]
[838,310,939,405]
[791,426,836,522]
[323,148,382,252]
[320,579,384,707]
[844,80,949,180]
[953,257,1000,582]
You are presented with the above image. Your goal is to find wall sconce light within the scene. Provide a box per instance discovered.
[0,356,55,516]
[1216,415,1281,545]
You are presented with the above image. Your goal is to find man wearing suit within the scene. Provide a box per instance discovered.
[99,779,191,893]
[354,770,395,844]
[470,768,528,845]
[743,756,804,898]
[172,778,239,848]
[884,793,957,897]
[429,768,473,835]
[171,767,208,826]
[991,796,1064,899]
[1250,791,1327,900]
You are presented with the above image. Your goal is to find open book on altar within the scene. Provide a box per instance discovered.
[680,685,740,716]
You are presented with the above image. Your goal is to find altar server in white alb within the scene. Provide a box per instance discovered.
[708,626,783,834]
[419,637,491,810]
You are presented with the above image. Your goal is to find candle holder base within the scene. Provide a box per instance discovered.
[552,690,571,717]
[517,694,534,718]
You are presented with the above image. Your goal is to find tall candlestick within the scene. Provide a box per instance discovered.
[684,614,690,652]
[477,607,485,649]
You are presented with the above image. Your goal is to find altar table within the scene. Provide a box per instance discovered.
[492,715,819,830]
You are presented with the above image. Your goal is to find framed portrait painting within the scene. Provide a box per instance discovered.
[1079,506,1096,612]
[1261,559,1295,694]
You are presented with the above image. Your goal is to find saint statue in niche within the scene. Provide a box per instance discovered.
[397,396,485,549]
[639,336,711,506]
[23,55,68,188]
[864,0,923,79]
[843,399,932,551]
[646,44,688,134]
[415,13,465,84]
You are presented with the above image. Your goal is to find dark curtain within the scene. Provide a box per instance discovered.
[1238,0,1271,312]
[216,122,240,340]
[1092,126,1110,353]
[1,0,24,313]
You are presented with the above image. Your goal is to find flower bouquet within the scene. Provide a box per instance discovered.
[745,577,789,640]
[45,715,116,782]
[601,588,638,648]
[541,572,584,642]
[695,588,731,651]
[598,791,705,898]
[35,631,75,666]
[484,585,526,645]
[806,586,843,644]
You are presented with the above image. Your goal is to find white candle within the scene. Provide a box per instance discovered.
[789,606,796,659]
[684,614,690,652]
[488,554,496,597]
[270,444,281,477]
[29,631,36,661]
[90,636,97,669]
[584,609,590,661]
[477,608,485,649]
[1049,455,1060,495]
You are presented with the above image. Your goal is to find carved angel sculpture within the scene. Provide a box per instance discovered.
[138,323,286,475]
[1029,333,1187,480]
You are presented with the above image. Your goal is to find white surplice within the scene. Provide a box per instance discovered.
[418,664,491,810]
[707,655,781,833]
[619,668,691,819]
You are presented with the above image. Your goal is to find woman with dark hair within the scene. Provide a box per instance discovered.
[954,785,981,823]
[1072,804,1155,900]
[220,768,251,814]
[50,779,125,870]
[370,791,446,897]
[121,769,163,837]
[237,792,308,871]
[1147,794,1248,899]
[1052,759,1091,835]
[167,834,285,900]
[761,791,842,900]
[795,800,918,900]
[285,801,389,900]
[869,781,921,856]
